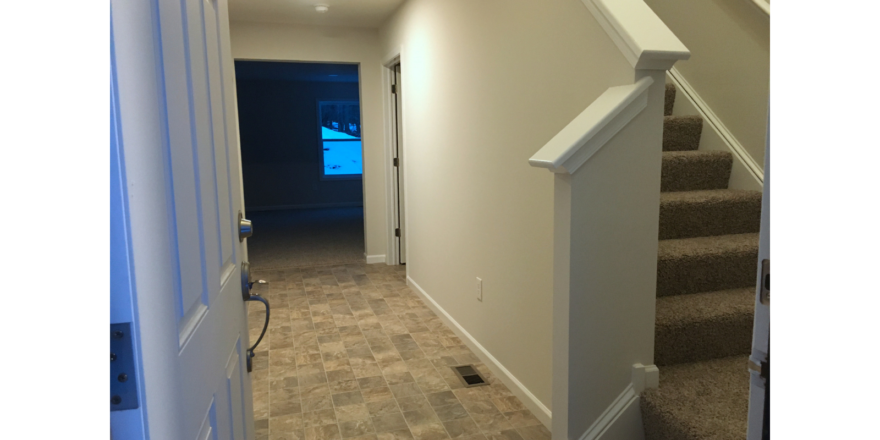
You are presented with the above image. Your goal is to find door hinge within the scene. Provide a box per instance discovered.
[391,84,397,94]
[395,228,400,237]
[393,158,399,167]
[760,259,769,305]
[111,323,140,411]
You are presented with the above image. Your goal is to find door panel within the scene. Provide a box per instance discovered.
[111,0,252,438]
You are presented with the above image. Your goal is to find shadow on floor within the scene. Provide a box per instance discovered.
[246,207,366,270]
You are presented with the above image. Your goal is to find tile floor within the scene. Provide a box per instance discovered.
[247,262,550,440]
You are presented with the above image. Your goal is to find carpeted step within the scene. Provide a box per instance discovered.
[654,289,754,366]
[659,190,762,240]
[641,356,749,440]
[665,83,676,116]
[657,233,759,297]
[661,151,732,192]
[663,116,703,152]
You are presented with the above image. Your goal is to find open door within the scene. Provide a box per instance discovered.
[747,111,770,440]
[391,63,406,264]
[110,0,255,439]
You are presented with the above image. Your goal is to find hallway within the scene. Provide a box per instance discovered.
[246,262,550,440]
[246,208,367,270]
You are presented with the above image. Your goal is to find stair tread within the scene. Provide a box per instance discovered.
[642,356,750,440]
[656,288,754,324]
[658,233,760,260]
[660,189,761,205]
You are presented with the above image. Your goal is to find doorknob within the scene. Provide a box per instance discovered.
[238,211,252,242]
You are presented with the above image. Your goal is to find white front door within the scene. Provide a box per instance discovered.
[111,0,253,439]
[746,114,770,440]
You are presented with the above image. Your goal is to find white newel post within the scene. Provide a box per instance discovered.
[536,2,689,437]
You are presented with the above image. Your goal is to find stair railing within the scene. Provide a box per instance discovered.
[528,1,689,439]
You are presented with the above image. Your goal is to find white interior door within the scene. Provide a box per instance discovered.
[111,0,253,439]
[747,113,770,440]
[392,64,406,264]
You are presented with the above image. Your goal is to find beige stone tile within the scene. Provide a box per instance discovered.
[302,396,335,413]
[299,373,330,387]
[327,369,357,383]
[357,376,387,389]
[425,391,459,408]
[324,358,353,372]
[402,407,441,427]
[501,411,541,429]
[408,422,449,440]
[298,362,326,376]
[470,413,513,434]
[490,397,525,413]
[442,419,481,439]
[255,418,270,440]
[304,424,341,440]
[459,400,499,416]
[270,397,303,417]
[514,426,549,440]
[336,404,371,422]
[395,395,433,413]
[484,430,522,440]
[301,384,332,399]
[377,429,414,440]
[366,398,401,417]
[371,412,409,433]
[432,403,469,422]
[303,409,337,429]
[389,382,423,400]
[339,418,376,438]
[330,380,361,394]
[384,372,415,386]
[361,386,395,402]
[333,390,366,407]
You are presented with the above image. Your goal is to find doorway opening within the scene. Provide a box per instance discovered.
[234,60,367,270]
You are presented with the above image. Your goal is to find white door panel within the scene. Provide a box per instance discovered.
[111,0,252,438]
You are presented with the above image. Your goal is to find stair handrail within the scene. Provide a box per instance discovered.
[529,76,653,174]
[581,0,690,70]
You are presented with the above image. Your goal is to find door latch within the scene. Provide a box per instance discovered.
[759,259,769,305]
[110,323,139,411]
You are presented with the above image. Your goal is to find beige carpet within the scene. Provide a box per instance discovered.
[246,207,367,270]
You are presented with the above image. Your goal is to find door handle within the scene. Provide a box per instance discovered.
[238,211,253,242]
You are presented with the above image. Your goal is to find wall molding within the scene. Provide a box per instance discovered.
[578,384,639,440]
[406,276,552,428]
[245,202,363,212]
[365,254,386,264]
[667,67,764,185]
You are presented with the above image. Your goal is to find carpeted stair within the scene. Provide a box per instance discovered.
[641,84,761,440]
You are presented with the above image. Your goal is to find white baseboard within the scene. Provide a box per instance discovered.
[406,276,552,428]
[578,385,643,440]
[246,202,363,212]
[667,67,764,188]
[365,254,386,264]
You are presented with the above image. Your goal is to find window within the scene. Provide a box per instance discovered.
[318,101,362,179]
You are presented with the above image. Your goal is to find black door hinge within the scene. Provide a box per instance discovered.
[395,228,400,237]
[391,84,397,94]
[393,158,399,167]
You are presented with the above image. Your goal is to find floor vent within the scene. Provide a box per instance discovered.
[452,365,488,387]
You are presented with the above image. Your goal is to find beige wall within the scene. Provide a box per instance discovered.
[646,0,769,169]
[229,22,388,259]
[379,0,632,411]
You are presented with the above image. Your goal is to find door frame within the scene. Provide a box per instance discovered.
[382,47,408,266]
[232,58,368,256]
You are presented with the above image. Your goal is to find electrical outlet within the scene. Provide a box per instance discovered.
[476,277,482,302]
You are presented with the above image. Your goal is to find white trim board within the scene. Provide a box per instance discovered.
[406,276,552,428]
[245,202,363,212]
[578,385,644,440]
[667,68,764,188]
[365,254,386,264]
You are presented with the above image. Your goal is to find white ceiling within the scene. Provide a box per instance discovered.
[228,0,405,28]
